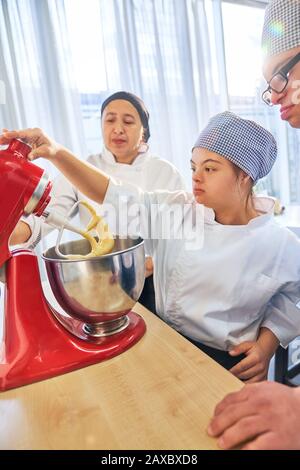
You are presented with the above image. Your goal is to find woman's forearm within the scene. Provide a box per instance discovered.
[10,221,32,245]
[52,147,110,204]
[257,327,280,358]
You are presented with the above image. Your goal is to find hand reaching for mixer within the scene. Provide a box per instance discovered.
[0,128,110,204]
[0,128,61,160]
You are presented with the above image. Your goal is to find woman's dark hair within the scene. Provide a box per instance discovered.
[230,161,254,207]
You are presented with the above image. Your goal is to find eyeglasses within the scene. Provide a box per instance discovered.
[262,52,300,106]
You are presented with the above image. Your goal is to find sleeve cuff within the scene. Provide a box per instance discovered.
[261,320,295,348]
[18,215,42,249]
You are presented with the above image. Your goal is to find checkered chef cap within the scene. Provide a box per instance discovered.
[262,0,300,57]
[193,112,277,183]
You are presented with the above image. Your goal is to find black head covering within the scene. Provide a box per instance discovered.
[101,91,150,142]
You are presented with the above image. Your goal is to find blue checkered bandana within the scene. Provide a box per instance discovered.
[193,112,277,183]
[262,0,300,57]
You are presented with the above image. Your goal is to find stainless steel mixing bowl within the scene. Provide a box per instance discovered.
[42,237,145,336]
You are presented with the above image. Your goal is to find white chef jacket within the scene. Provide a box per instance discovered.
[104,178,300,350]
[22,147,186,248]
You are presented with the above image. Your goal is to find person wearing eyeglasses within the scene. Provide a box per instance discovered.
[208,0,300,450]
[262,51,300,118]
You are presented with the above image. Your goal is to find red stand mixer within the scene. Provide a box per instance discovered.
[0,139,146,391]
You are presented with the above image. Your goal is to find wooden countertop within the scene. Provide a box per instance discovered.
[0,303,242,450]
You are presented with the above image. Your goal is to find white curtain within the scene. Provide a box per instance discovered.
[0,0,87,179]
[0,0,298,203]
[0,0,229,189]
[92,0,229,187]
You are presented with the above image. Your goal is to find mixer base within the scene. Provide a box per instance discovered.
[0,251,146,391]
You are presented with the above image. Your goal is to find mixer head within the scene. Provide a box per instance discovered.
[0,139,52,266]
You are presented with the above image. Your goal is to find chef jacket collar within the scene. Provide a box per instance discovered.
[102,146,151,167]
[203,196,275,227]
